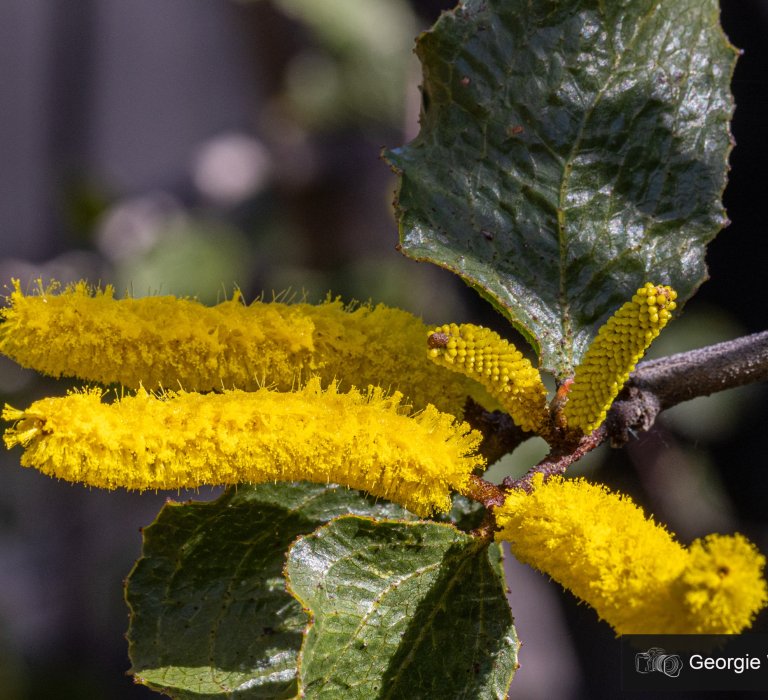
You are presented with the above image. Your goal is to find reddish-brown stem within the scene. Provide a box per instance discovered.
[462,474,507,540]
[464,473,506,509]
[502,426,607,492]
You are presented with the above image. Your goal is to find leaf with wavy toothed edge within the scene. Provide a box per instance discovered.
[385,0,738,378]
[286,516,518,699]
[125,482,418,699]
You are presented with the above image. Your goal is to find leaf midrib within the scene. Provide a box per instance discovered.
[555,2,661,374]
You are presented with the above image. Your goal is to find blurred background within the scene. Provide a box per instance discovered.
[0,1,766,698]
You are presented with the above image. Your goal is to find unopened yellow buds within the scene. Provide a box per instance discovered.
[426,323,548,433]
[0,280,485,417]
[2,379,484,517]
[563,283,677,433]
[495,474,767,635]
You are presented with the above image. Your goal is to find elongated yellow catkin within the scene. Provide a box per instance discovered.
[562,283,677,433]
[0,280,488,417]
[495,474,767,635]
[2,379,484,516]
[426,323,549,433]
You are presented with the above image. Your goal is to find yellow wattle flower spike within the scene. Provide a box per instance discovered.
[495,474,767,635]
[2,379,484,517]
[0,280,488,417]
[426,323,549,434]
[562,283,677,434]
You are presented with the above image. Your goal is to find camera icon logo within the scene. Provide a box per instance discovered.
[635,647,683,677]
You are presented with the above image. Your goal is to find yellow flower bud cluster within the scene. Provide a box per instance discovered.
[495,474,767,635]
[2,379,484,517]
[426,323,548,433]
[0,280,487,417]
[563,283,677,434]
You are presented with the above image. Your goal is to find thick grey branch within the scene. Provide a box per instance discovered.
[607,330,768,445]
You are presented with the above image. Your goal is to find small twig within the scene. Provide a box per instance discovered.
[502,426,606,492]
[463,474,506,541]
[464,474,506,509]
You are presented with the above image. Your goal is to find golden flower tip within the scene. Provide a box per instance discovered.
[494,474,766,635]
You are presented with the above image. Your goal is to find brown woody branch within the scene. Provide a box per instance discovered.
[502,427,606,491]
[463,331,768,499]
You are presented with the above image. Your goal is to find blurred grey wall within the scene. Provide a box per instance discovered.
[0,0,257,260]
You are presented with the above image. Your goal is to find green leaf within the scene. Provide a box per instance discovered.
[286,517,518,699]
[434,492,486,531]
[385,0,738,378]
[125,483,416,699]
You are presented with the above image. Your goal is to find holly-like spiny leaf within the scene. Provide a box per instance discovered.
[385,0,738,378]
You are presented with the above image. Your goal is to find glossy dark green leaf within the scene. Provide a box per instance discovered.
[125,483,416,699]
[385,0,738,378]
[286,517,518,699]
